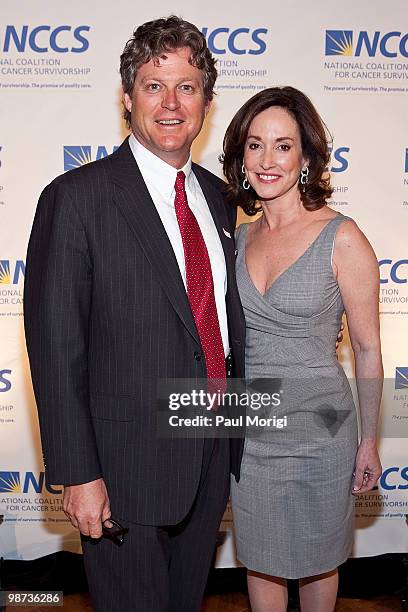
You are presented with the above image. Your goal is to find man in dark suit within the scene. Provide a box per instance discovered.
[24,15,245,612]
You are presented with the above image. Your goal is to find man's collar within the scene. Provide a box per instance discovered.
[128,133,195,201]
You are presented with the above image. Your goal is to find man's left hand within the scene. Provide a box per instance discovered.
[335,322,345,351]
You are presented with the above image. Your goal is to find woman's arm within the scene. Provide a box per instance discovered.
[333,219,383,494]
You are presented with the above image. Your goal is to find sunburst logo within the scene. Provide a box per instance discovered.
[0,471,20,493]
[63,146,92,171]
[0,260,25,285]
[325,30,353,56]
[63,145,119,172]
[395,367,408,390]
[0,261,11,284]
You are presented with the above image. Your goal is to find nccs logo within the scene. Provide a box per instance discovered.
[0,260,25,285]
[325,30,408,58]
[380,466,408,490]
[0,471,62,494]
[64,145,119,171]
[201,27,267,55]
[378,259,408,284]
[329,147,350,173]
[2,25,90,53]
[0,369,12,392]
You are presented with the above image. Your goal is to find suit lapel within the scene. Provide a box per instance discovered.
[107,139,200,345]
[192,164,237,290]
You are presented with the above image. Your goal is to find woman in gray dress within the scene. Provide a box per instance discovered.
[222,87,383,611]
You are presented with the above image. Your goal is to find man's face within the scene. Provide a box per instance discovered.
[124,47,211,168]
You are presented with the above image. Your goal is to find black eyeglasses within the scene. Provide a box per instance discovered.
[102,518,129,546]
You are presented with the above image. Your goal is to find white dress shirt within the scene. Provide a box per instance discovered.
[128,134,230,357]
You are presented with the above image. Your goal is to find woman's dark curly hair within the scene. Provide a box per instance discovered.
[222,86,333,215]
[120,15,217,128]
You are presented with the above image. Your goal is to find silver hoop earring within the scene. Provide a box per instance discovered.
[242,163,250,190]
[300,166,309,192]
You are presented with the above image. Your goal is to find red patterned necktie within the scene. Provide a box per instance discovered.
[174,170,226,390]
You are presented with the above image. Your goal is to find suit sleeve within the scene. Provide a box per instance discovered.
[24,179,102,486]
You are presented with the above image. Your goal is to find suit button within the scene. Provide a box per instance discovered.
[194,351,202,361]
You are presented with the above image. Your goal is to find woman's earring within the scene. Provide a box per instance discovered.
[300,166,309,192]
[242,163,250,190]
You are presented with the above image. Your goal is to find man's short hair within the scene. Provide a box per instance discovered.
[120,15,217,127]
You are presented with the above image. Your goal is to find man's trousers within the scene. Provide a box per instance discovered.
[82,438,230,612]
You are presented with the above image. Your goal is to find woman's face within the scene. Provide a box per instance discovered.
[243,106,307,202]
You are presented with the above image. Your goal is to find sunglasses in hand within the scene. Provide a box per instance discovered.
[102,517,129,546]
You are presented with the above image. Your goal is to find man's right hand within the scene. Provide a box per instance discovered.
[63,478,111,539]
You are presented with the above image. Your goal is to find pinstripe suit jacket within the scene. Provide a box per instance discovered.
[24,137,246,525]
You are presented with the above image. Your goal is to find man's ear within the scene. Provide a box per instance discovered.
[123,91,132,113]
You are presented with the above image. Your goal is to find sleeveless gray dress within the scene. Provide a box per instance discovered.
[230,214,358,579]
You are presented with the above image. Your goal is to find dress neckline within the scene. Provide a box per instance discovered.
[243,215,341,299]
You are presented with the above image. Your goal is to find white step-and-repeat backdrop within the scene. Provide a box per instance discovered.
[1,0,407,563]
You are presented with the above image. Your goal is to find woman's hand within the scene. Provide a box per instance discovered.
[352,440,382,494]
